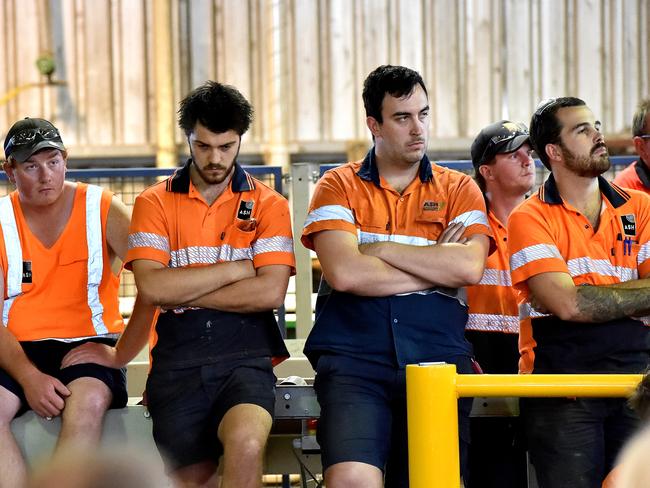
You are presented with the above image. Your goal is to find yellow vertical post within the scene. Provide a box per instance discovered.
[406,363,461,488]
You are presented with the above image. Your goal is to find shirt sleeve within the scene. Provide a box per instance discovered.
[446,173,494,247]
[507,202,569,302]
[125,190,171,270]
[301,169,357,251]
[249,192,296,272]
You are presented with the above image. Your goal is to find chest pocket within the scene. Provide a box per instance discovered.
[353,203,388,246]
[220,224,255,261]
[415,209,447,241]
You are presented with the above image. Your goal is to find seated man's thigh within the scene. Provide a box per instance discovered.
[211,357,277,424]
[522,397,606,488]
[47,340,127,409]
[314,355,393,472]
[17,339,127,411]
[146,367,221,473]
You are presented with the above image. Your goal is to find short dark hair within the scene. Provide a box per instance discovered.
[632,99,650,137]
[362,65,428,123]
[629,369,650,421]
[178,81,253,136]
[529,97,586,170]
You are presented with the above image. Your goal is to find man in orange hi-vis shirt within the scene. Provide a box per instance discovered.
[508,97,650,488]
[75,82,295,488]
[302,65,493,487]
[612,99,650,195]
[0,118,154,487]
[465,120,535,488]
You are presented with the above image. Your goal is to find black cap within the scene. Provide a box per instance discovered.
[4,117,65,162]
[470,120,530,171]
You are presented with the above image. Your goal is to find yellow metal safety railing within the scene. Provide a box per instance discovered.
[406,363,643,488]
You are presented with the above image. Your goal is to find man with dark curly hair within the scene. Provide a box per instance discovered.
[77,81,295,487]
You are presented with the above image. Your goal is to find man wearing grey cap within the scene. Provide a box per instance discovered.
[465,121,535,487]
[0,118,154,485]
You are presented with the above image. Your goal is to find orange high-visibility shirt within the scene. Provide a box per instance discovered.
[466,210,519,334]
[508,175,650,374]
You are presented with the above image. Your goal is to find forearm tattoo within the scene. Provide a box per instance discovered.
[576,285,650,322]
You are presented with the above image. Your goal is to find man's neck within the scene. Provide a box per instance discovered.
[374,149,421,194]
[190,165,232,206]
[554,167,602,227]
[19,182,76,248]
[484,189,526,226]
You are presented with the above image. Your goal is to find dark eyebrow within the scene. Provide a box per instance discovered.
[391,105,430,118]
[193,137,238,147]
[571,122,591,132]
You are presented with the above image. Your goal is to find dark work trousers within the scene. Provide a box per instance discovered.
[522,397,639,488]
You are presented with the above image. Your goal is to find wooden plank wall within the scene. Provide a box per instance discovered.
[0,0,648,161]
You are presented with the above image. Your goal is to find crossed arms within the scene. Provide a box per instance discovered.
[63,259,291,372]
[313,222,490,297]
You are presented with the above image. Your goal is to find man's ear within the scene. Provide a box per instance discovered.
[3,160,16,184]
[478,164,493,181]
[366,116,381,138]
[545,143,562,163]
[633,136,650,163]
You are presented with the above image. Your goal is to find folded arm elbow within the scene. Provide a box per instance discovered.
[322,271,357,293]
[554,305,584,322]
[443,259,485,287]
[460,262,485,286]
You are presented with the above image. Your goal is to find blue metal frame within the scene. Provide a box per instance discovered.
[0,165,285,194]
[319,155,639,176]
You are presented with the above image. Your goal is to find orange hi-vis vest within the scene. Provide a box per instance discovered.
[0,183,124,341]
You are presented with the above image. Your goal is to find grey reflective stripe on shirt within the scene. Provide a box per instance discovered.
[478,268,512,286]
[304,205,355,227]
[638,242,650,267]
[510,243,563,272]
[252,236,294,256]
[449,210,489,228]
[86,185,108,335]
[0,196,22,326]
[466,313,519,333]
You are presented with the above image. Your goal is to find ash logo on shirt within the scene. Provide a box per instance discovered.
[237,200,254,220]
[423,200,446,212]
[22,261,32,284]
[621,214,636,236]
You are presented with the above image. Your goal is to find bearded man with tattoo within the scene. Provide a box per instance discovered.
[507,97,650,488]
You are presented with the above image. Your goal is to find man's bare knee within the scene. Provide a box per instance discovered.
[63,378,112,419]
[0,387,21,426]
[325,462,383,488]
[226,434,266,461]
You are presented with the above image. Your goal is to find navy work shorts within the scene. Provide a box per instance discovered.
[146,356,277,472]
[0,338,127,417]
[313,354,472,487]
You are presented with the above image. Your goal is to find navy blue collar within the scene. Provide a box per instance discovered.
[167,159,254,193]
[356,147,433,187]
[539,173,629,209]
